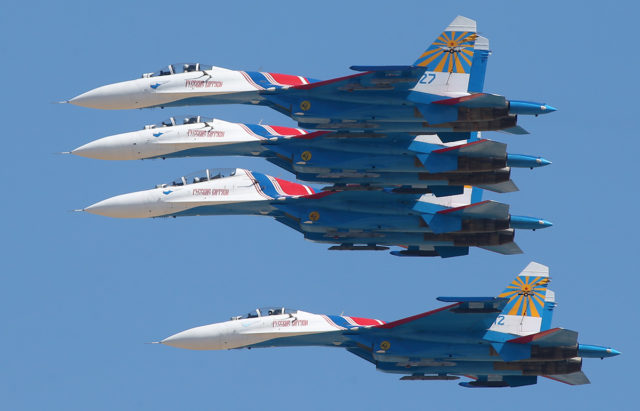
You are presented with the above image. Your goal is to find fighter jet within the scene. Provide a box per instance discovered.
[79,168,551,257]
[156,262,619,387]
[66,16,555,138]
[70,116,550,195]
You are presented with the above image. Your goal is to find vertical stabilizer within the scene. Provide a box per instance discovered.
[468,36,490,93]
[540,289,556,331]
[412,16,479,96]
[489,262,551,336]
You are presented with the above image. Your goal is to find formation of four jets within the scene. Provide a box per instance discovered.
[65,16,618,387]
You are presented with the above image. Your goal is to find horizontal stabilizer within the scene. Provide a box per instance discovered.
[414,139,507,173]
[437,200,509,220]
[479,242,523,255]
[431,139,506,158]
[508,328,579,347]
[501,125,530,135]
[477,180,519,193]
[419,200,509,234]
[433,93,507,109]
[545,371,590,386]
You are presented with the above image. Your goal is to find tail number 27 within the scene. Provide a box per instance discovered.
[418,73,436,84]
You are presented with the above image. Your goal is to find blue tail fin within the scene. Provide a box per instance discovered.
[540,289,556,331]
[467,36,490,93]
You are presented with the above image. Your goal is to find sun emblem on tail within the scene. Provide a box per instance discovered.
[498,276,549,318]
[415,32,478,73]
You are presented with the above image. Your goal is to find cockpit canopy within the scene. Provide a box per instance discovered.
[142,63,215,78]
[162,168,237,187]
[144,115,213,130]
[232,307,298,320]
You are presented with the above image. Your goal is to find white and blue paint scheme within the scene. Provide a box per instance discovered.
[66,17,555,136]
[70,117,550,195]
[80,168,551,258]
[157,262,619,388]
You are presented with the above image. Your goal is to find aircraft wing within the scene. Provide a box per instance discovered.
[265,156,295,174]
[376,298,508,335]
[476,180,519,194]
[345,346,376,365]
[288,66,427,97]
[507,328,579,346]
[544,371,590,386]
[479,242,523,255]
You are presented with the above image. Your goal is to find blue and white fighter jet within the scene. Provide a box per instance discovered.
[80,168,551,257]
[67,16,555,138]
[157,262,619,387]
[70,117,550,195]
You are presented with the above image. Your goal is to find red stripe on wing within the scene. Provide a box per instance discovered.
[376,303,460,329]
[437,200,490,215]
[432,94,483,106]
[292,131,331,140]
[432,139,486,153]
[292,72,370,90]
[507,328,561,344]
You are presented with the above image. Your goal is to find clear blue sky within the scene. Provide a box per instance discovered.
[1,1,637,409]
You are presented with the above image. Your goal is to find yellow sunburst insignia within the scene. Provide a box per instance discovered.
[301,151,312,161]
[499,276,549,318]
[416,31,478,73]
[300,100,311,111]
[308,211,320,222]
[380,341,391,351]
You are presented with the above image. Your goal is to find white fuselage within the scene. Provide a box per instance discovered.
[69,67,262,110]
[72,119,267,160]
[83,169,269,218]
[161,311,352,350]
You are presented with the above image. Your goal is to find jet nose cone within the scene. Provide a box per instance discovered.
[69,80,145,110]
[537,157,552,167]
[538,219,553,229]
[83,191,158,218]
[71,133,141,160]
[72,140,112,160]
[606,348,622,357]
[541,104,557,113]
[161,324,224,350]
